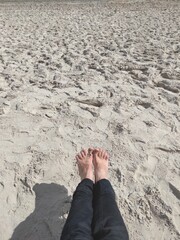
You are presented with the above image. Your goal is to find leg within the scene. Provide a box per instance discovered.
[61,179,94,240]
[60,149,94,240]
[92,149,129,240]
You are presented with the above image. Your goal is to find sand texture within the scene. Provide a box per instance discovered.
[0,0,180,239]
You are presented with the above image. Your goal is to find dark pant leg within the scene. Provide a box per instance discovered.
[92,179,129,240]
[60,179,94,240]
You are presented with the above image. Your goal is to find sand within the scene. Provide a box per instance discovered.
[0,0,180,239]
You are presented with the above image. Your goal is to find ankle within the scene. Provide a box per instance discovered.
[95,173,108,183]
[82,173,94,182]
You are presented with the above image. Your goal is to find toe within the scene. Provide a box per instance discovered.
[80,150,85,158]
[97,150,101,157]
[76,155,80,161]
[82,148,87,156]
[92,147,98,152]
[99,149,103,158]
[88,147,93,155]
[77,153,82,160]
[102,151,106,159]
[93,148,98,156]
[88,147,93,152]
[100,150,104,158]
[94,148,99,151]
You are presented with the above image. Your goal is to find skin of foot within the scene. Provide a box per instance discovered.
[92,148,109,183]
[76,148,94,182]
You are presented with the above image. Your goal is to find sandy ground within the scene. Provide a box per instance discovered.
[0,0,180,239]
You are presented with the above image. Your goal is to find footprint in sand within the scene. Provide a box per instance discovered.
[134,156,158,182]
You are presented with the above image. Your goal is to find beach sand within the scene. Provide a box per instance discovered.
[0,0,180,239]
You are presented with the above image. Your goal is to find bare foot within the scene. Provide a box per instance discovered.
[93,148,109,182]
[76,148,94,182]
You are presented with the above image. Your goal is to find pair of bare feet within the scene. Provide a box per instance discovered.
[75,148,109,183]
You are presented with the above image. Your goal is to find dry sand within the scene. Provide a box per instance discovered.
[0,0,180,239]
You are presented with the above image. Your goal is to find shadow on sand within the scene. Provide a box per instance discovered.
[11,183,71,240]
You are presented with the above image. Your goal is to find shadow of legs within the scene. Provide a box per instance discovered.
[11,183,71,240]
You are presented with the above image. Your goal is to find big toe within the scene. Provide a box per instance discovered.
[88,148,93,156]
